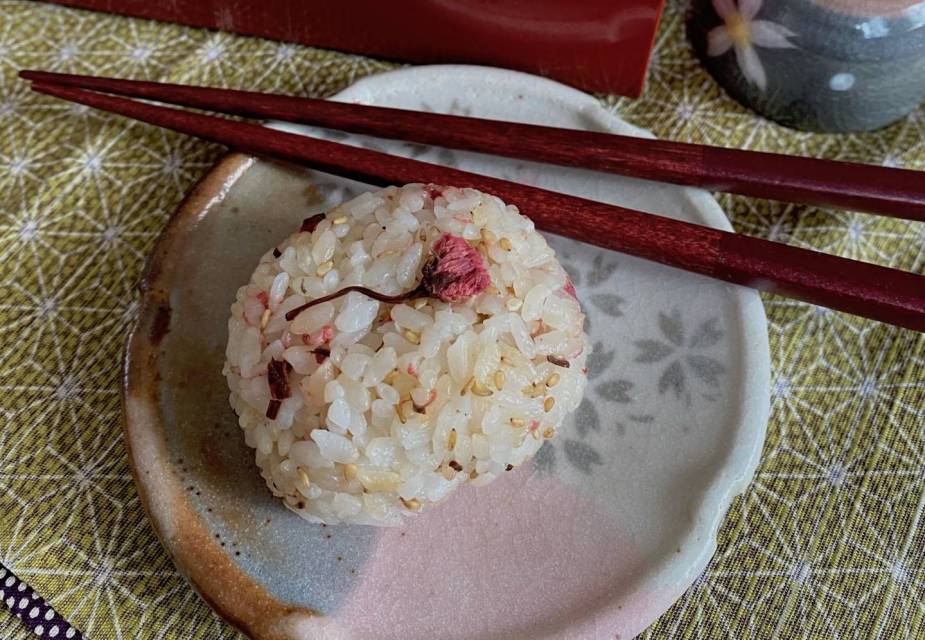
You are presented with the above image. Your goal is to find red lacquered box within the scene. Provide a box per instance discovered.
[44,0,664,97]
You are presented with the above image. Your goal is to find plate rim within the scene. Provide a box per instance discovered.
[122,64,770,639]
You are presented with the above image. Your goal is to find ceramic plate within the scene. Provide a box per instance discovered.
[123,66,770,640]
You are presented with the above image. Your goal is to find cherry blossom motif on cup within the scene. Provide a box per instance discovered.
[707,0,797,92]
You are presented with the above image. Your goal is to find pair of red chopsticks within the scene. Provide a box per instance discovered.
[19,69,925,333]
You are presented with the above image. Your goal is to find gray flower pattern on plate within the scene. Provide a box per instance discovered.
[534,252,657,475]
[634,310,725,404]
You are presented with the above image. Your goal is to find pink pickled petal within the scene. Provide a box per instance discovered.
[428,234,490,302]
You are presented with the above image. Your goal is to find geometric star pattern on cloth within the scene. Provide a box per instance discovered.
[0,0,922,637]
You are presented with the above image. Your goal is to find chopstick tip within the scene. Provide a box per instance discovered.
[19,70,70,86]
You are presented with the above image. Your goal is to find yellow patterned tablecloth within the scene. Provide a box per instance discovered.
[1,0,923,637]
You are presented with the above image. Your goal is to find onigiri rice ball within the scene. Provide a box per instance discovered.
[223,184,590,525]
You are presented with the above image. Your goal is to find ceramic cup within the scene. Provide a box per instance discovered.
[688,0,925,132]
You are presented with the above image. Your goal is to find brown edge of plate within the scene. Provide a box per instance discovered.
[121,152,319,640]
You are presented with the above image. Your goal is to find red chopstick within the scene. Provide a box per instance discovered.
[23,79,925,332]
[18,69,925,223]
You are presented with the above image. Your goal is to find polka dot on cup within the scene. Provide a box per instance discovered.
[829,72,855,91]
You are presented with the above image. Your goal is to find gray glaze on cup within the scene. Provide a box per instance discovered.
[688,0,925,132]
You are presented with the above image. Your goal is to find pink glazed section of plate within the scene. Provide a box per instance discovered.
[125,65,770,640]
[339,469,644,639]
